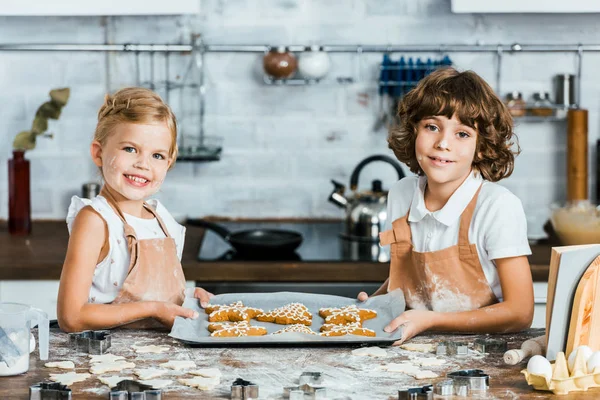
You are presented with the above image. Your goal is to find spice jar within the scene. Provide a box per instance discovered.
[505,91,526,117]
[530,92,554,117]
[263,46,297,79]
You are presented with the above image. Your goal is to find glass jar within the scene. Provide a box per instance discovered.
[530,92,554,117]
[505,91,526,117]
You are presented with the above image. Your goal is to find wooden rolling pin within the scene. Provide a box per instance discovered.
[503,336,546,365]
[567,108,588,202]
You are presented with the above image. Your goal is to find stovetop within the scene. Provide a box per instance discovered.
[197,221,390,262]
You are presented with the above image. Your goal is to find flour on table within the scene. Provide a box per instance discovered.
[189,368,222,378]
[131,344,170,354]
[45,361,75,369]
[89,354,125,364]
[160,360,196,370]
[49,371,91,386]
[179,376,219,390]
[410,370,438,379]
[139,379,173,389]
[380,362,421,373]
[134,368,168,380]
[351,346,388,357]
[400,343,434,353]
[90,361,136,374]
[410,357,446,366]
[98,375,134,387]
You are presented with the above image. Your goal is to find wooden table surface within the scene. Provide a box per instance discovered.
[0,220,552,282]
[1,328,597,399]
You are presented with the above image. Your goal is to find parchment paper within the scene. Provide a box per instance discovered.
[169,290,406,345]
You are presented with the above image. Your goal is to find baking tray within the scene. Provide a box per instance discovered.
[169,290,405,346]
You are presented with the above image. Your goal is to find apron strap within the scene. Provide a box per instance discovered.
[142,204,172,238]
[457,183,483,251]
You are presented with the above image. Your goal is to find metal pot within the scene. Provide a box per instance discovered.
[328,154,405,242]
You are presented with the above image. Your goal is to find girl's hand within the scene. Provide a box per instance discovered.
[357,291,369,302]
[153,302,199,328]
[385,309,436,345]
[193,287,214,308]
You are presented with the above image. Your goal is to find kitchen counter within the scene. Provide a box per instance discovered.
[1,328,595,399]
[0,220,552,282]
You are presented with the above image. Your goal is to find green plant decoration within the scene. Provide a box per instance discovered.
[12,88,70,151]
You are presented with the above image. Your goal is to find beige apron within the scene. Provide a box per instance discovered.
[379,185,498,312]
[101,188,186,328]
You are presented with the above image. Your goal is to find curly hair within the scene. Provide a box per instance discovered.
[94,87,178,168]
[388,67,520,182]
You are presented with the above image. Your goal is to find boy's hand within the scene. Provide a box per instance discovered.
[357,292,369,302]
[193,287,214,308]
[153,302,199,328]
[385,309,435,345]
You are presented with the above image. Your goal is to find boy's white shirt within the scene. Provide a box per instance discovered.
[383,170,531,302]
[66,195,186,304]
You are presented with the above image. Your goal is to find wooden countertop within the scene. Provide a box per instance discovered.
[0,220,552,282]
[1,328,596,399]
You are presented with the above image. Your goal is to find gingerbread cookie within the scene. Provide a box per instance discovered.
[272,324,317,335]
[255,303,312,326]
[207,321,250,333]
[205,301,263,323]
[320,322,376,337]
[210,323,267,337]
[318,305,377,325]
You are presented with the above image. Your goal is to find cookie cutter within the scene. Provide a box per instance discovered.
[29,382,72,400]
[231,378,259,399]
[448,369,489,392]
[109,379,162,400]
[299,371,323,386]
[433,379,454,396]
[454,382,470,397]
[68,330,111,354]
[436,341,468,356]
[473,337,507,354]
[283,383,327,399]
[397,384,433,400]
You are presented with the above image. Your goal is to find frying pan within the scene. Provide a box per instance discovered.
[187,219,303,254]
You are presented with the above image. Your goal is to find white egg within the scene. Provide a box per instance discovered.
[568,345,593,371]
[587,351,600,373]
[527,355,553,379]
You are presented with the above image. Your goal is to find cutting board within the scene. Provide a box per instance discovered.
[566,254,600,356]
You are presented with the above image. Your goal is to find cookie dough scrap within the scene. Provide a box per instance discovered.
[272,324,317,335]
[205,301,263,323]
[134,368,168,380]
[131,344,170,354]
[179,376,220,390]
[189,368,222,379]
[400,343,434,353]
[319,305,377,325]
[351,346,387,357]
[256,303,312,325]
[410,357,446,366]
[320,323,376,337]
[98,375,134,388]
[159,360,196,370]
[45,361,75,370]
[380,363,439,379]
[49,371,92,386]
[90,361,136,374]
[89,354,125,364]
[410,370,439,379]
[138,379,173,389]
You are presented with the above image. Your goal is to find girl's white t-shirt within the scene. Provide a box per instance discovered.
[383,171,531,302]
[66,195,186,304]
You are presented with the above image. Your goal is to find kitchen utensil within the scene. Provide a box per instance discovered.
[109,379,162,400]
[433,380,453,396]
[373,54,391,132]
[231,378,259,399]
[81,182,100,199]
[284,383,327,399]
[298,46,330,80]
[448,369,489,392]
[555,73,577,108]
[473,338,507,354]
[68,330,111,354]
[263,46,297,79]
[0,302,48,376]
[299,371,323,386]
[188,219,303,255]
[328,154,405,242]
[436,340,468,356]
[397,384,433,399]
[567,108,589,202]
[29,382,72,400]
[503,335,546,365]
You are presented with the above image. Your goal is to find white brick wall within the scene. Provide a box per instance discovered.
[0,0,599,240]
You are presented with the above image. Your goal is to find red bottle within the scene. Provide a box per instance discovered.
[8,150,31,235]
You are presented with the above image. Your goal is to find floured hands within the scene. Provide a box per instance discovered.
[193,287,214,308]
[385,309,435,345]
[153,301,199,328]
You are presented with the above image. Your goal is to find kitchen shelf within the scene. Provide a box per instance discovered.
[176,146,222,162]
[263,76,354,86]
